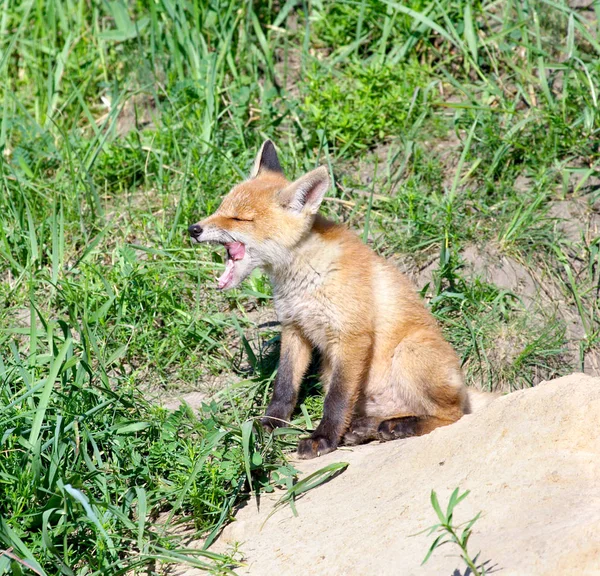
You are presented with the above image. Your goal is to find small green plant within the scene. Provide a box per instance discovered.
[420,488,485,575]
[301,60,429,154]
[262,461,349,527]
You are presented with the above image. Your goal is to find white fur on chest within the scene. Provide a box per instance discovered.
[272,258,340,350]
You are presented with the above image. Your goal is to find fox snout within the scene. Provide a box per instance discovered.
[187,219,230,245]
[188,139,331,290]
[188,223,203,240]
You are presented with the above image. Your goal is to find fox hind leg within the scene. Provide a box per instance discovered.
[377,415,456,441]
[374,333,466,442]
[343,414,457,445]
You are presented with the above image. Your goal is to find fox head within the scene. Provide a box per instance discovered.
[188,140,330,290]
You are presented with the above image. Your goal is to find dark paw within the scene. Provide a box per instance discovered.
[378,417,419,441]
[343,429,374,446]
[261,400,294,432]
[297,435,337,459]
[260,414,288,432]
[343,417,379,446]
[342,430,363,446]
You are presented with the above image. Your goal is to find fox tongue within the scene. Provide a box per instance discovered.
[217,243,245,290]
[227,242,245,260]
[217,258,235,290]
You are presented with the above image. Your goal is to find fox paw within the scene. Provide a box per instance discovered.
[260,400,294,431]
[343,417,379,446]
[297,435,337,459]
[377,416,419,441]
[260,415,287,432]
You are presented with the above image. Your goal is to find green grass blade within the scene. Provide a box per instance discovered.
[28,337,72,448]
[62,483,116,554]
[241,419,255,491]
[263,462,348,526]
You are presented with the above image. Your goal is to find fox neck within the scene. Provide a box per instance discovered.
[265,221,335,295]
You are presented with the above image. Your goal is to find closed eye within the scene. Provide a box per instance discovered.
[231,216,254,222]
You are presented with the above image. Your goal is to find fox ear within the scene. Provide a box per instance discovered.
[250,140,283,178]
[279,166,329,215]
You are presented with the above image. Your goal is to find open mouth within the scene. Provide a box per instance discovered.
[218,242,246,290]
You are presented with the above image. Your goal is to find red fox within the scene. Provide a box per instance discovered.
[189,140,494,459]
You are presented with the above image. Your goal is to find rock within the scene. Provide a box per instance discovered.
[213,374,600,576]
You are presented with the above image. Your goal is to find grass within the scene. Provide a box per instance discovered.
[420,488,485,575]
[1,0,599,573]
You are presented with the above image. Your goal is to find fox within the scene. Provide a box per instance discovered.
[189,140,495,459]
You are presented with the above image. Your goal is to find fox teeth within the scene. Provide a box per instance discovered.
[216,243,246,290]
[217,256,235,290]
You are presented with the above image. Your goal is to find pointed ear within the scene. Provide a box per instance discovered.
[279,166,330,215]
[250,139,283,178]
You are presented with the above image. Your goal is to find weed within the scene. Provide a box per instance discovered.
[301,60,430,153]
[420,488,485,575]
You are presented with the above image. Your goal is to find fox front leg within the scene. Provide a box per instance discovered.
[261,325,311,430]
[297,334,371,459]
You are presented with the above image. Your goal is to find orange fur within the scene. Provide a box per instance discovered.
[189,140,492,459]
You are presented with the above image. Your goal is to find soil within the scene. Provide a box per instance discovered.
[182,373,600,576]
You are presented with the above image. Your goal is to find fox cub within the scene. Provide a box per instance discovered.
[189,140,477,459]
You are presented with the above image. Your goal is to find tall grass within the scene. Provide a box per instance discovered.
[0,294,304,573]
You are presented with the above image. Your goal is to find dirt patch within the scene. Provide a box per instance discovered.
[273,11,302,100]
[333,142,401,195]
[548,195,600,244]
[159,391,209,412]
[274,46,303,100]
[96,92,158,137]
[548,198,587,243]
[355,142,397,186]
[584,347,600,375]
[513,173,533,193]
[410,244,540,303]
[424,128,464,190]
[568,0,599,37]
[462,244,538,302]
[118,92,157,137]
[157,370,241,410]
[195,373,600,576]
[393,253,438,292]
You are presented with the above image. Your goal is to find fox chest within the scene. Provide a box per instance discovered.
[274,289,339,350]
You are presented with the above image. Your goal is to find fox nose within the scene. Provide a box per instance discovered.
[188,223,203,238]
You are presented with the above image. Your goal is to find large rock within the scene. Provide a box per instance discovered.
[216,374,600,576]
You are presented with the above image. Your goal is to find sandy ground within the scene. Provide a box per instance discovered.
[169,373,600,576]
